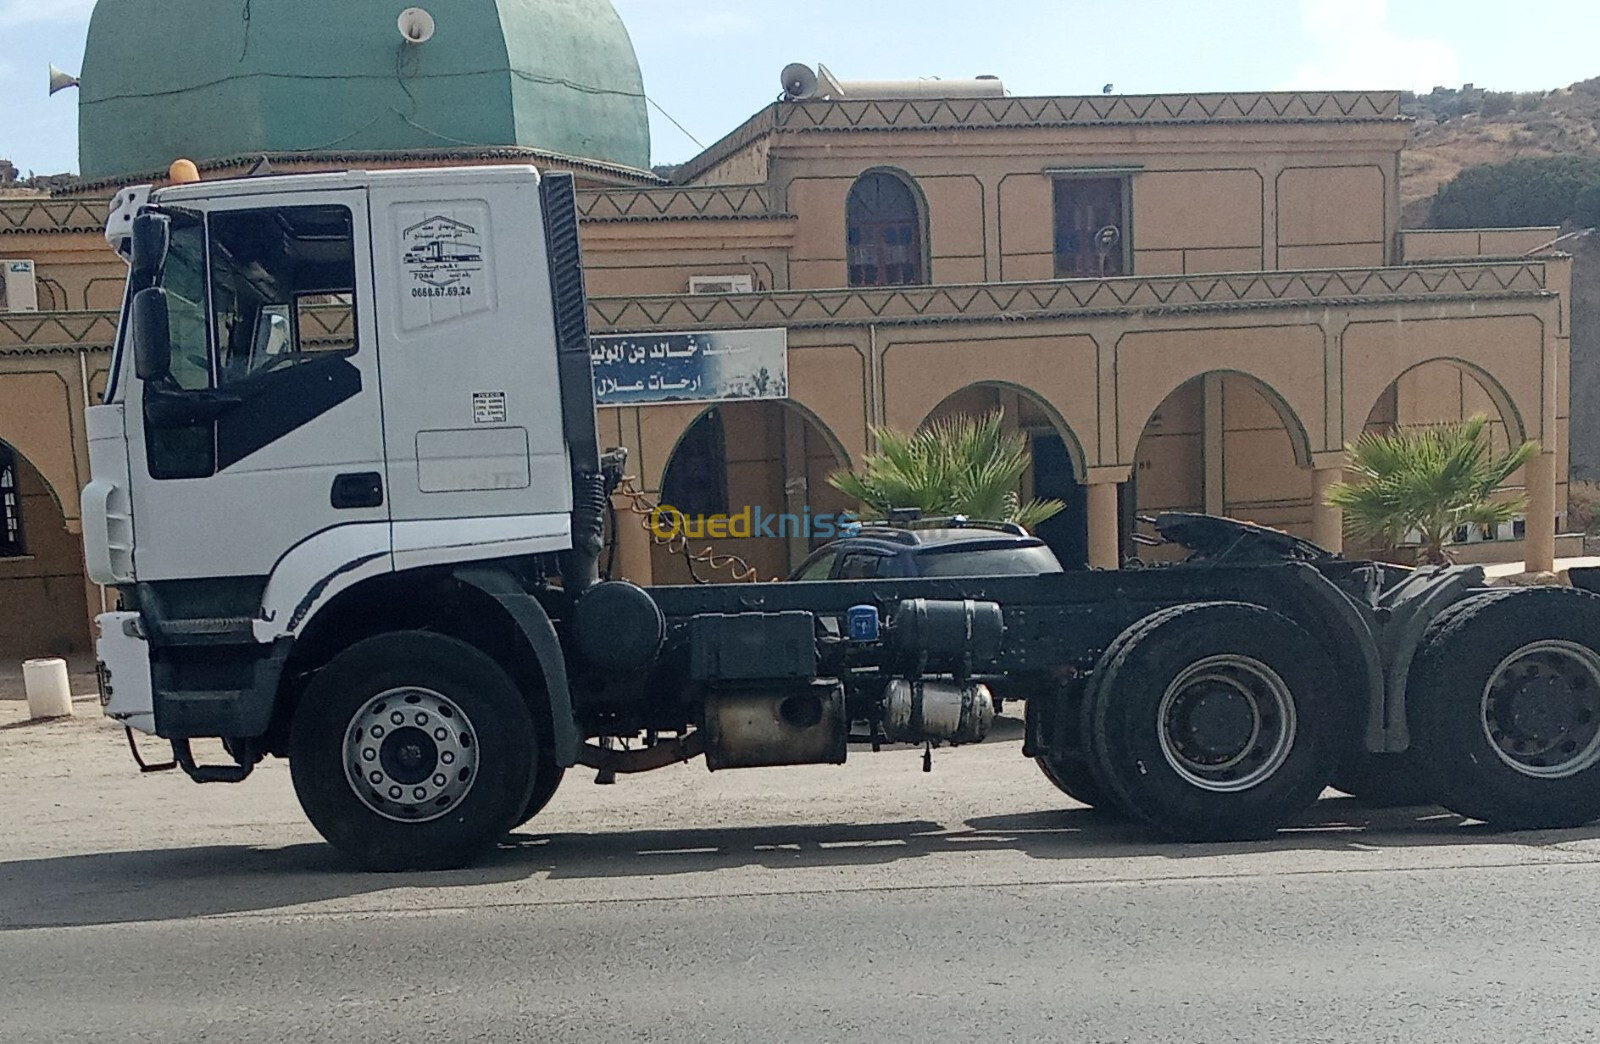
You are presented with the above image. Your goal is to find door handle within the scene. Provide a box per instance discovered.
[331,472,384,510]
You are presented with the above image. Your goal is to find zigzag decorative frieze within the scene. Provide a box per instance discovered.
[0,198,111,235]
[578,186,774,221]
[0,312,118,351]
[773,91,1401,134]
[589,261,1548,333]
[299,305,354,344]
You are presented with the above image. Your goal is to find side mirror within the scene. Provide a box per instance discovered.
[129,212,170,289]
[131,287,172,382]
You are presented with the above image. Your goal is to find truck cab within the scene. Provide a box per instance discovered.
[86,166,594,748]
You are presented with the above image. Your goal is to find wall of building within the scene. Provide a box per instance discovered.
[763,120,1406,290]
[685,138,771,188]
[1401,227,1560,260]
[0,451,91,658]
[579,220,795,296]
[0,226,125,312]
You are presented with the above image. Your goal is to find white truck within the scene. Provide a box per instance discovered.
[84,165,1600,870]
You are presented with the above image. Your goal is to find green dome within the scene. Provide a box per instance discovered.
[78,0,651,179]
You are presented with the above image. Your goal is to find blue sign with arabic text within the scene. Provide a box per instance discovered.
[591,328,788,406]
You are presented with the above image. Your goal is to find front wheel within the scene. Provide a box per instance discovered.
[515,757,566,828]
[289,631,538,871]
[1087,602,1340,842]
[1409,588,1600,830]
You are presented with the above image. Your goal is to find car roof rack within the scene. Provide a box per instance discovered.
[857,515,1030,538]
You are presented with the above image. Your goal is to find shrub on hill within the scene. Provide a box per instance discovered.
[1429,155,1600,228]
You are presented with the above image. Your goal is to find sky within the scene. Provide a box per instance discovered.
[0,0,1595,176]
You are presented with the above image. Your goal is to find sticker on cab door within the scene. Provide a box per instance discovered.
[402,215,485,298]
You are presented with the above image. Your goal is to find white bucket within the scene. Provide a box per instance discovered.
[23,658,74,720]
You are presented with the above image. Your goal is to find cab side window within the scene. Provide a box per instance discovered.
[144,204,364,480]
[208,207,358,388]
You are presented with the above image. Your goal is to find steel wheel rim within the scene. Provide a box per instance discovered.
[343,687,479,823]
[1480,640,1600,780]
[1157,654,1298,793]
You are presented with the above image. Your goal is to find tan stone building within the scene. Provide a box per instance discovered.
[0,38,1578,660]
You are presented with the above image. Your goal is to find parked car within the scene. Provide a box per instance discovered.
[788,519,1064,581]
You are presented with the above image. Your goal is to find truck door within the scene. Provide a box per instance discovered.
[124,191,389,583]
[366,174,574,570]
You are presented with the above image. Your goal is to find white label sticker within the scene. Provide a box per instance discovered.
[473,391,508,425]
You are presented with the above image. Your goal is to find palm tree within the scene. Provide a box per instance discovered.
[1325,415,1538,565]
[830,410,1065,528]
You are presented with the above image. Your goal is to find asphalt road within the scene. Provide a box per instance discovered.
[5,706,1600,1042]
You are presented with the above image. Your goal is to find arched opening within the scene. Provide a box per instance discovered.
[1130,372,1313,562]
[846,169,927,288]
[655,400,853,583]
[1357,358,1533,558]
[0,439,91,658]
[921,383,1091,568]
[1363,358,1525,447]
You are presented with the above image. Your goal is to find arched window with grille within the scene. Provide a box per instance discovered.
[660,408,729,520]
[846,170,926,287]
[0,443,23,557]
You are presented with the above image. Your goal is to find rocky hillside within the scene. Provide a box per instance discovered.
[1402,78,1600,227]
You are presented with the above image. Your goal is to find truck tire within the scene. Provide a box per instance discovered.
[1331,751,1433,808]
[1029,675,1121,814]
[1408,588,1600,830]
[289,631,538,871]
[1034,754,1111,811]
[1034,635,1162,820]
[1087,602,1340,842]
[515,758,566,828]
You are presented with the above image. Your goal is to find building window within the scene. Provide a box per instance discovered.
[1054,177,1128,278]
[847,171,926,287]
[0,444,23,557]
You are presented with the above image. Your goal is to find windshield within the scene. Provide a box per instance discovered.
[916,543,1063,577]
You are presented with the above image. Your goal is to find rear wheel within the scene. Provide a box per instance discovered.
[1410,588,1600,830]
[1029,677,1120,814]
[1034,754,1111,811]
[289,631,538,871]
[1087,603,1340,842]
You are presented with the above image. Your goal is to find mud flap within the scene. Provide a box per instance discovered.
[453,566,580,767]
